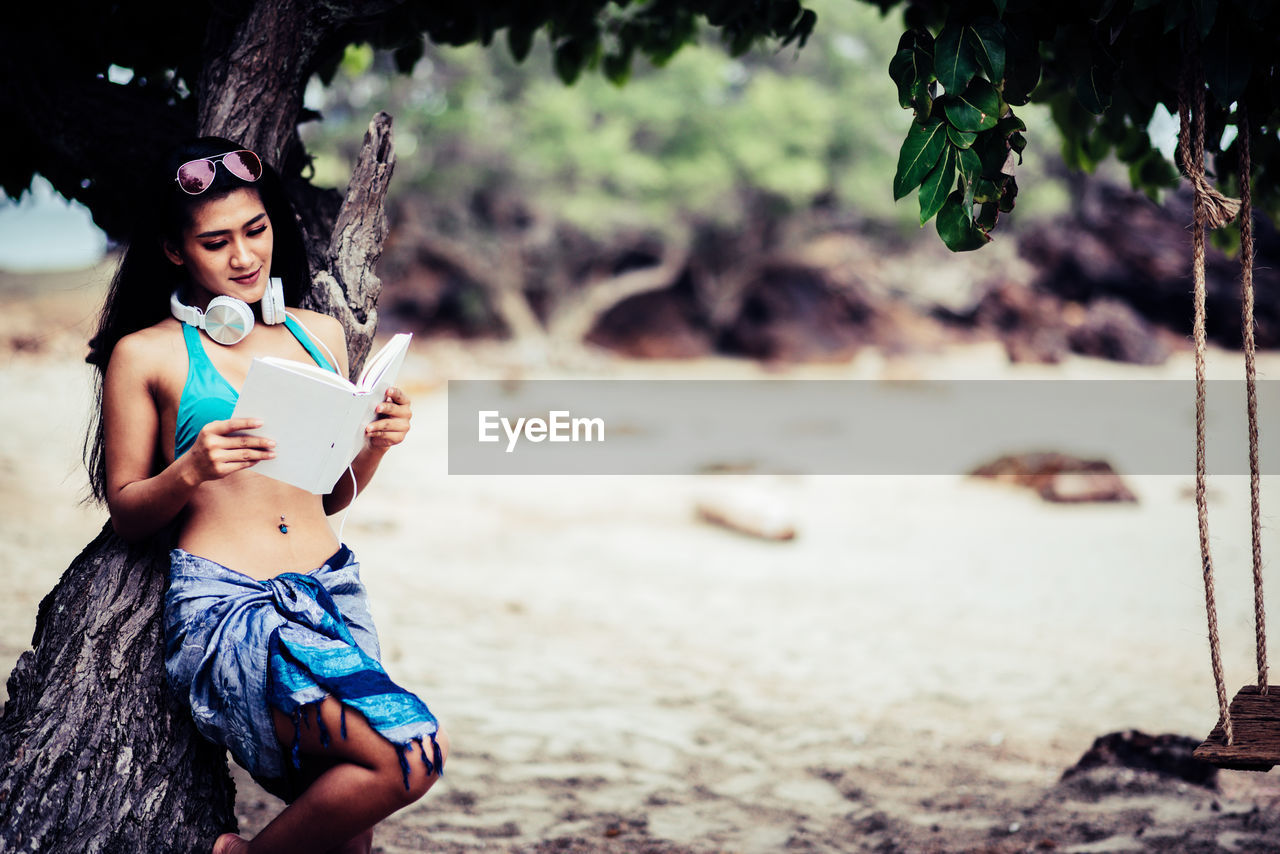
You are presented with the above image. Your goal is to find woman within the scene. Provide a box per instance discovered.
[85,137,446,854]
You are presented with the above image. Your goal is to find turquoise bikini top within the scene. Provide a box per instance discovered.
[174,315,336,458]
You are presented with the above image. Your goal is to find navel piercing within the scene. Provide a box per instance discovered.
[279,515,289,534]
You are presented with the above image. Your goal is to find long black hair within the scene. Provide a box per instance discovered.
[83,136,312,503]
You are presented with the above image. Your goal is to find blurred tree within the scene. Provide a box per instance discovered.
[302,1,1069,349]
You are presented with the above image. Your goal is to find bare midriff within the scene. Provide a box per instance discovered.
[177,470,340,580]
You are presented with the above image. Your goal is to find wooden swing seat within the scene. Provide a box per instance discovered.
[1194,685,1280,771]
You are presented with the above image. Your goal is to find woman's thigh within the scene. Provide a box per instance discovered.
[271,696,447,788]
[272,697,400,772]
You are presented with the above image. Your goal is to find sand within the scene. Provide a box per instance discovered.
[5,265,1280,853]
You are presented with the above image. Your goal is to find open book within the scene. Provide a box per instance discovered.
[231,333,412,494]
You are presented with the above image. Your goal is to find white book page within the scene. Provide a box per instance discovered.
[358,333,412,390]
[231,333,414,493]
[326,334,413,485]
[232,360,363,493]
[263,358,358,392]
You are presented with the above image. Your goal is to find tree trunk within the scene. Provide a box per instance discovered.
[0,526,236,854]
[0,2,396,849]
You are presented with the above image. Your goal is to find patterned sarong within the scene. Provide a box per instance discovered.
[164,545,441,799]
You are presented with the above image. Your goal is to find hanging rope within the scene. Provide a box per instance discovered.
[1237,104,1268,694]
[1179,41,1237,743]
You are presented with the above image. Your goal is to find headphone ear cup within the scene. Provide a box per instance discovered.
[262,277,286,326]
[203,296,255,345]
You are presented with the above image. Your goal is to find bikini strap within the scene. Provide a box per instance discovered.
[283,315,337,373]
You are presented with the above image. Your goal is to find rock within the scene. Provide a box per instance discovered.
[1065,298,1172,365]
[586,280,714,359]
[1019,181,1280,350]
[968,453,1137,504]
[1038,471,1137,503]
[695,490,797,541]
[1061,731,1219,792]
[967,281,1070,364]
[717,263,876,362]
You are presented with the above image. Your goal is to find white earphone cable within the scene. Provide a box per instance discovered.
[335,464,358,545]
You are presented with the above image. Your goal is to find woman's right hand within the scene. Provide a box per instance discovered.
[182,418,276,485]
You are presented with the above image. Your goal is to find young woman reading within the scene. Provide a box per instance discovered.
[84,137,446,854]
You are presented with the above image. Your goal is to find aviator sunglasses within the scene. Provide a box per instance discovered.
[175,149,264,195]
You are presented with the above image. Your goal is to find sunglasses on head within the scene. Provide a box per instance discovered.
[175,150,264,195]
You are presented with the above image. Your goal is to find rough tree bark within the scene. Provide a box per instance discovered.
[0,4,396,851]
[0,528,236,854]
[303,115,397,378]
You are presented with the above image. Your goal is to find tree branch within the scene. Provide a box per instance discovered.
[547,247,690,343]
[302,112,397,376]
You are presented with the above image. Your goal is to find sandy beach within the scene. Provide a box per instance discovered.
[5,265,1280,852]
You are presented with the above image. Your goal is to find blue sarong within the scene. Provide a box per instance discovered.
[164,545,441,800]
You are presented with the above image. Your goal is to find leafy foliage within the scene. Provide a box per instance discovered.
[886,0,1280,251]
[304,1,927,238]
[0,0,816,239]
[4,0,1279,254]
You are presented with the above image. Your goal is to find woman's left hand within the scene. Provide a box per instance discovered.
[366,387,412,450]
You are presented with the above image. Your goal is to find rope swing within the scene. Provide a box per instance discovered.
[1182,34,1276,771]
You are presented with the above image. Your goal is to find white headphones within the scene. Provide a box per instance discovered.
[170,277,286,345]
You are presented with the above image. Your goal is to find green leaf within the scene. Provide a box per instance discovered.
[507,27,535,63]
[975,201,999,230]
[603,49,633,86]
[996,115,1026,137]
[341,43,375,76]
[1115,126,1151,161]
[948,125,978,148]
[1002,21,1042,106]
[910,71,935,121]
[958,145,982,182]
[992,0,1008,15]
[1009,132,1027,164]
[997,176,1019,213]
[966,19,1006,82]
[937,191,991,251]
[919,145,957,224]
[1163,0,1190,33]
[1203,17,1252,106]
[1093,0,1121,23]
[896,27,935,56]
[392,40,423,75]
[1130,149,1180,192]
[977,129,1011,176]
[1194,0,1218,38]
[974,177,1001,203]
[958,146,982,210]
[1082,130,1111,165]
[554,40,586,84]
[779,8,817,49]
[889,49,917,109]
[934,23,978,93]
[894,117,948,200]
[1076,65,1113,115]
[944,78,1002,132]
